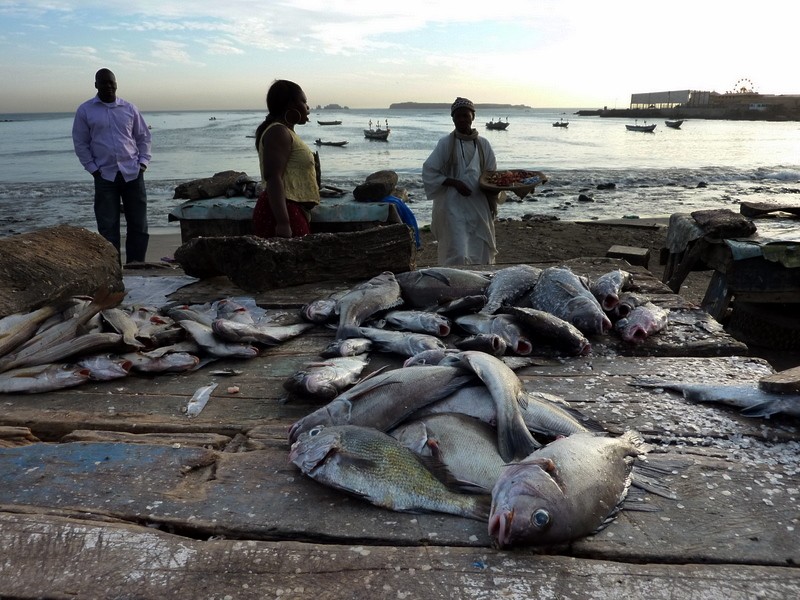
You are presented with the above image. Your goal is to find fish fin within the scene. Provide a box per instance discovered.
[629,455,689,500]
[466,494,493,521]
[740,400,781,418]
[419,269,452,286]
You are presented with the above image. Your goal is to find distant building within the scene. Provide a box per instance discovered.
[629,90,710,109]
[630,89,800,116]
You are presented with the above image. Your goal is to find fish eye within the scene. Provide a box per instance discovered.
[309,426,324,437]
[531,508,550,528]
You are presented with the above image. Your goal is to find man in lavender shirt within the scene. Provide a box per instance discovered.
[72,68,152,263]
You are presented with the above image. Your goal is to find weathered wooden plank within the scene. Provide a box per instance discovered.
[2,513,797,600]
[0,424,797,566]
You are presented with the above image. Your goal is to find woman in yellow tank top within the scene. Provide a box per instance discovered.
[253,80,320,238]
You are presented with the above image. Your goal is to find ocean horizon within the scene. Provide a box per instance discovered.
[1,107,798,238]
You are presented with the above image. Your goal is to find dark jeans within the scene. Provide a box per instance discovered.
[94,171,149,263]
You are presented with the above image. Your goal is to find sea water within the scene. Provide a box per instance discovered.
[1,108,799,237]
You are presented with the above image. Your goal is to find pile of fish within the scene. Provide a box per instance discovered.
[285,266,680,547]
[0,290,312,393]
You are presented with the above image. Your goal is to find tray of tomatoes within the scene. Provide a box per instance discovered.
[479,169,548,198]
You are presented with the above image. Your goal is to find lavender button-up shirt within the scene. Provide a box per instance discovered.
[72,96,152,183]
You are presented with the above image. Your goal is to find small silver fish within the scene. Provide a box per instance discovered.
[335,272,403,339]
[186,382,218,417]
[0,363,91,394]
[615,302,669,343]
[283,355,370,401]
[319,337,373,358]
[382,310,452,336]
[590,269,633,312]
[357,326,447,357]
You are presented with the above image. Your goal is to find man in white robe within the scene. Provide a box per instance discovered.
[422,97,498,266]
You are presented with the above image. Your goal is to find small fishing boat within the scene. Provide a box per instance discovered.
[314,139,348,147]
[626,121,657,132]
[665,119,685,129]
[317,120,342,126]
[553,118,569,128]
[486,118,509,130]
[364,120,390,140]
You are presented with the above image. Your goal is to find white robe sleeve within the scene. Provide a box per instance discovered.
[422,135,451,201]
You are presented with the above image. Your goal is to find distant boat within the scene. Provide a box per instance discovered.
[665,119,685,129]
[314,139,348,147]
[318,120,342,126]
[553,118,569,128]
[364,120,390,140]
[486,118,509,130]
[626,121,656,132]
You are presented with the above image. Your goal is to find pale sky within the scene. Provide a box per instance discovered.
[0,0,795,113]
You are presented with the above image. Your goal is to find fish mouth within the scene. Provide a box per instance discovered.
[514,338,533,355]
[438,324,451,336]
[627,326,648,343]
[488,508,514,548]
[602,295,619,311]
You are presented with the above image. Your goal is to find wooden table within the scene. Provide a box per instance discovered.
[662,212,800,319]
[1,258,798,599]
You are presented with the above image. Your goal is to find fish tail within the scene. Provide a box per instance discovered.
[740,400,780,418]
[621,429,651,454]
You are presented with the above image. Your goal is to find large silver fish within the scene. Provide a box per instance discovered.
[120,350,201,373]
[455,313,533,355]
[525,266,612,336]
[442,351,540,462]
[615,302,669,343]
[417,385,605,439]
[0,304,65,358]
[480,264,542,315]
[77,354,133,381]
[395,268,491,310]
[211,319,314,345]
[390,412,505,491]
[356,326,447,357]
[288,365,475,443]
[498,305,590,356]
[335,271,403,339]
[319,337,373,358]
[382,310,452,336]
[177,320,259,359]
[101,307,146,349]
[289,424,491,520]
[455,333,507,357]
[283,355,370,401]
[0,332,123,372]
[0,363,92,394]
[590,269,633,312]
[489,431,647,548]
[630,379,800,418]
[0,290,123,373]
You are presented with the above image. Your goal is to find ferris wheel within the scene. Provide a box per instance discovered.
[731,78,756,94]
